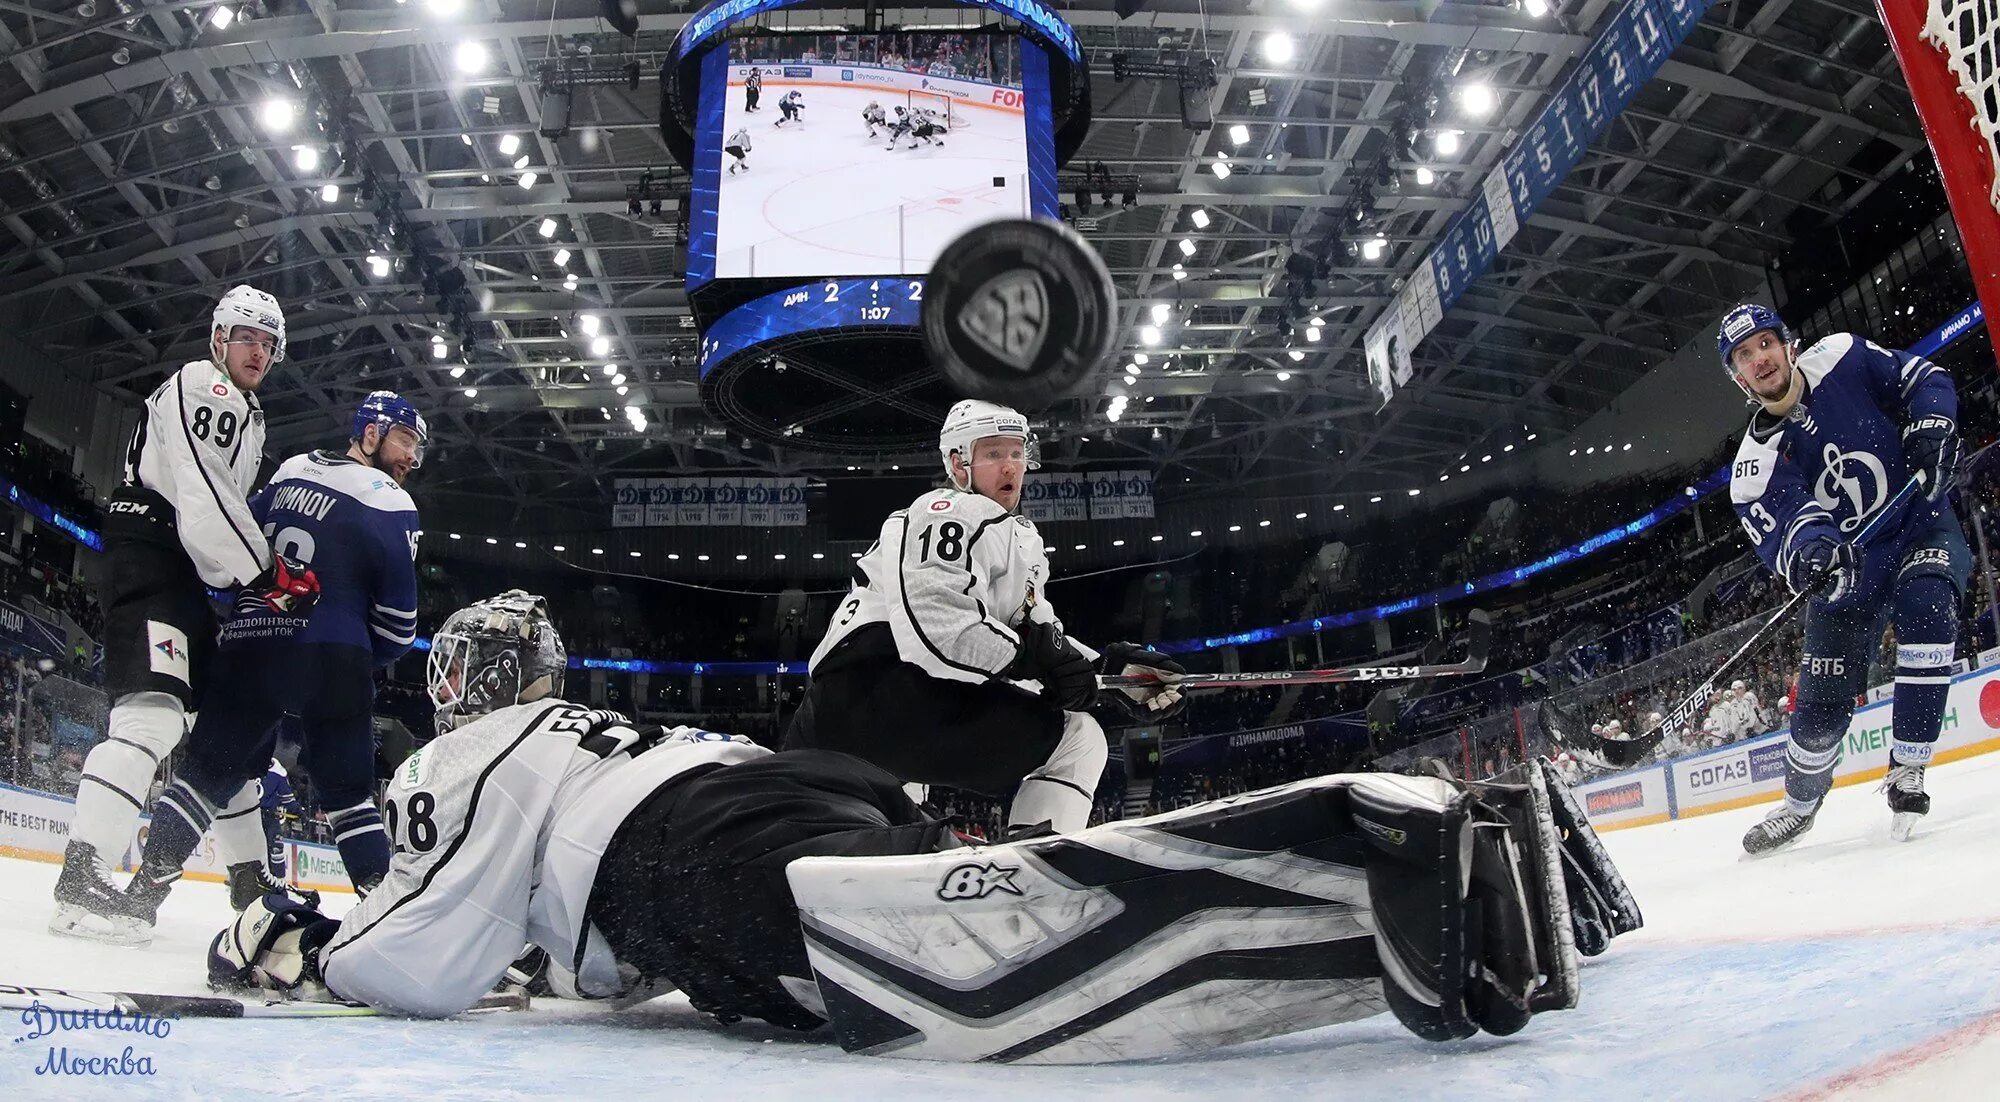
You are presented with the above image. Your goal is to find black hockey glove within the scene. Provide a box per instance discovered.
[208,893,340,998]
[1096,642,1188,719]
[1902,414,1960,504]
[1786,534,1859,606]
[1002,620,1098,712]
[235,553,320,618]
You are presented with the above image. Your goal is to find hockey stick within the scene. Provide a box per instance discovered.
[1099,609,1492,691]
[1550,475,1924,768]
[0,983,528,1020]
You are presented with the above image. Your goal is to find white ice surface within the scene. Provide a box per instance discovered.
[715,81,1031,278]
[5,752,2000,1100]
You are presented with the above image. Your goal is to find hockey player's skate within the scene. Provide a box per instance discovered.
[1882,763,1929,842]
[226,860,321,912]
[1741,802,1817,856]
[49,841,152,946]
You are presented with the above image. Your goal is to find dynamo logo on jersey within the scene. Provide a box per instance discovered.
[1813,443,1889,532]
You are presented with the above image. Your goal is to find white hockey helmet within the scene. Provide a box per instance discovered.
[939,398,1040,490]
[212,284,287,362]
[426,589,567,735]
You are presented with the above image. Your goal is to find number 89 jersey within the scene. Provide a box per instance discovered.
[319,700,767,1017]
[811,488,1063,684]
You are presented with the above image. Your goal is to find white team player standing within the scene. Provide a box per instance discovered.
[53,285,293,942]
[782,400,1186,834]
[725,126,751,175]
[861,101,887,137]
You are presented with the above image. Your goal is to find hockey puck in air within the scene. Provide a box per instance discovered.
[922,218,1115,411]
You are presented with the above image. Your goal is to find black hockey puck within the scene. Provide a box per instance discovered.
[922,218,1115,411]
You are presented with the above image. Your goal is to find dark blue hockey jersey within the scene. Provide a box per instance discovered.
[248,450,421,668]
[1729,333,1955,597]
[261,762,302,815]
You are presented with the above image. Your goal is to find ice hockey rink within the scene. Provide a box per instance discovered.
[713,80,1032,278]
[4,751,1998,1101]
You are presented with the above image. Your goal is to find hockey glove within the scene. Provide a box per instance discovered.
[208,893,340,999]
[235,553,320,618]
[1787,534,1859,606]
[1001,620,1098,712]
[1902,415,1961,504]
[1096,642,1188,719]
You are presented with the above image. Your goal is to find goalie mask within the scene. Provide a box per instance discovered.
[426,589,566,735]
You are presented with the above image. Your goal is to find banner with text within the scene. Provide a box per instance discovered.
[1362,0,1714,407]
[1021,469,1155,524]
[612,477,809,528]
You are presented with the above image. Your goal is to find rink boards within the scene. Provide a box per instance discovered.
[0,780,352,894]
[1574,660,2000,829]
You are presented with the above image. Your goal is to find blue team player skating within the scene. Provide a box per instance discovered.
[1723,303,1968,854]
[126,391,426,931]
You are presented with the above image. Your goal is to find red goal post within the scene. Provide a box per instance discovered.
[908,89,961,128]
[1879,0,2000,367]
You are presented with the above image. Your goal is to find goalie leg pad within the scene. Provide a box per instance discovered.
[1532,759,1644,954]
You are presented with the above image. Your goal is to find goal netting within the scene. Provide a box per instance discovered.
[1924,0,2000,210]
[907,90,960,129]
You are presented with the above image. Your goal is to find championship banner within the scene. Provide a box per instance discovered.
[612,479,647,528]
[1021,471,1150,524]
[645,479,678,527]
[1362,0,1716,406]
[611,477,809,527]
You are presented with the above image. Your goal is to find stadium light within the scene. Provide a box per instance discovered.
[455,42,488,75]
[579,314,601,336]
[292,146,319,172]
[537,217,557,238]
[1150,303,1171,324]
[1191,208,1211,229]
[1177,238,1196,257]
[366,254,389,278]
[427,0,464,13]
[258,98,296,134]
[512,155,531,171]
[431,341,447,360]
[1286,349,1305,362]
[552,248,571,267]
[1172,264,1187,280]
[1434,130,1462,156]
[1227,125,1249,148]
[600,364,617,377]
[1139,325,1162,346]
[463,388,478,398]
[1262,33,1296,65]
[1524,0,1550,16]
[1416,166,1435,186]
[1276,371,1291,381]
[1133,353,1149,365]
[1460,82,1496,118]
[518,171,538,189]
[449,366,465,379]
[320,183,340,202]
[210,6,235,30]
[590,336,611,356]
[1362,235,1386,261]
[1306,325,1322,342]
[499,134,521,156]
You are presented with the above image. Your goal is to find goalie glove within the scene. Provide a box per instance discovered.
[1096,642,1187,719]
[208,894,340,999]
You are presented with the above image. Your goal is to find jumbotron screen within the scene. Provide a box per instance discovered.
[698,32,1032,280]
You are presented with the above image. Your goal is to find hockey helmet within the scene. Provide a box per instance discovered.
[1716,303,1792,389]
[212,284,287,362]
[938,398,1040,490]
[427,590,567,735]
[895,106,907,115]
[353,390,429,468]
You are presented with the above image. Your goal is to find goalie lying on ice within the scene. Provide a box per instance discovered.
[206,592,1638,1061]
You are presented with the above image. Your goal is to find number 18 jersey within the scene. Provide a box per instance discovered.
[811,488,1072,684]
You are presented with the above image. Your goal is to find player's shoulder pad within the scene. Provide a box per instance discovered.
[1793,333,1858,389]
[286,452,418,515]
[1729,414,1781,505]
[172,360,244,404]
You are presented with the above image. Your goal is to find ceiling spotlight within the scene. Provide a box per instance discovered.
[513,154,531,171]
[552,248,571,267]
[1362,234,1387,261]
[367,254,390,278]
[1415,166,1436,186]
[1172,264,1186,280]
[1227,125,1249,147]
[1177,238,1196,258]
[579,314,601,336]
[1460,82,1496,118]
[1434,130,1462,156]
[601,364,617,377]
[1306,325,1322,342]
[1139,325,1162,346]
[292,146,319,172]
[1276,371,1291,381]
[518,171,538,189]
[427,0,464,13]
[1262,33,1296,65]
[1524,0,1550,16]
[538,217,557,238]
[499,133,521,156]
[209,6,235,30]
[1212,160,1232,180]
[1150,303,1171,324]
[258,98,296,133]
[320,183,340,202]
[1133,353,1149,365]
[1286,349,1305,362]
[455,41,488,75]
[591,336,611,356]
[1191,208,1211,229]
[563,276,578,291]
[449,366,465,379]
[613,373,626,386]
[615,385,628,396]
[463,387,478,398]
[431,342,447,360]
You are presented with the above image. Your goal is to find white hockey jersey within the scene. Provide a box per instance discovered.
[810,488,1094,684]
[121,359,271,588]
[319,700,768,1017]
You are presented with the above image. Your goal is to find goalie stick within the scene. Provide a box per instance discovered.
[1545,475,1923,768]
[0,983,528,1020]
[1099,609,1491,691]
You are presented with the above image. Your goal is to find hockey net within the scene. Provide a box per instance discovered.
[1884,0,2000,356]
[908,89,961,129]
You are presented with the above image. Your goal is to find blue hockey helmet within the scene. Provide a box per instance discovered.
[353,390,429,468]
[1716,303,1792,371]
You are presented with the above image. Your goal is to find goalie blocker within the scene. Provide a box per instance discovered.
[788,757,1639,1063]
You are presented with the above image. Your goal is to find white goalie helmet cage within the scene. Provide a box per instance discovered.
[426,589,568,734]
[212,284,288,362]
[938,398,1041,490]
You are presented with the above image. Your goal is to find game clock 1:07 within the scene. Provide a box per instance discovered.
[697,278,928,374]
[795,277,924,322]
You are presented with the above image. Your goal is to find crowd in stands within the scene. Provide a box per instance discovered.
[730,31,1011,84]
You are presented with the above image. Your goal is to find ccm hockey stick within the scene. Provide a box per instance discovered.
[0,983,528,1020]
[1099,609,1492,691]
[1548,475,1924,768]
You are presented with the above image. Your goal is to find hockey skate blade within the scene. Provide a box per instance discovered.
[1890,811,1925,842]
[47,905,153,948]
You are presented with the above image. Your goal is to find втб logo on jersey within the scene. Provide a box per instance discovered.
[1813,444,1888,533]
